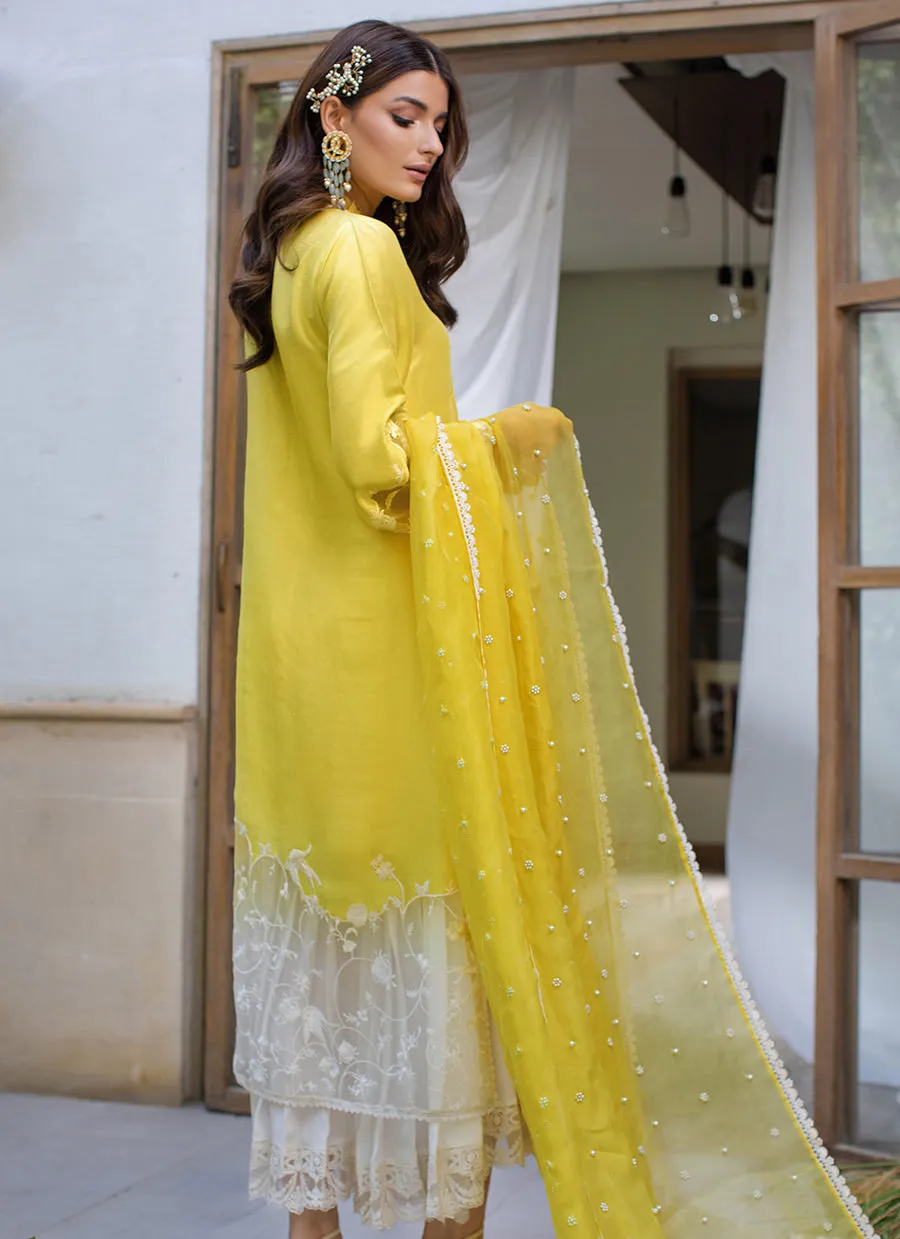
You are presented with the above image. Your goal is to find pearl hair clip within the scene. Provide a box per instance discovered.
[306,45,373,114]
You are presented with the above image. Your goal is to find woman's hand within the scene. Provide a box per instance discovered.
[487,404,573,483]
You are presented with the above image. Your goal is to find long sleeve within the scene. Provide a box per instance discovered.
[317,214,416,531]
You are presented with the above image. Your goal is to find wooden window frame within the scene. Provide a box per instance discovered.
[668,365,762,776]
[813,0,900,1162]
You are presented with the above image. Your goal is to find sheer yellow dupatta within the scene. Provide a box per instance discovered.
[404,410,875,1239]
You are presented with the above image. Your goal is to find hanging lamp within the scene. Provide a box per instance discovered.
[736,166,758,319]
[710,186,739,325]
[752,110,777,222]
[752,154,777,221]
[661,90,690,238]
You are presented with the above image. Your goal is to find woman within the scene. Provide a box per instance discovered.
[229,19,875,1239]
[229,23,513,1239]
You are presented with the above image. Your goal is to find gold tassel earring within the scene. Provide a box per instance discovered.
[322,130,353,210]
[392,199,407,238]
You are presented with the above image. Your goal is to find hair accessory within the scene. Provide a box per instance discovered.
[392,199,408,239]
[307,45,372,114]
[322,130,353,210]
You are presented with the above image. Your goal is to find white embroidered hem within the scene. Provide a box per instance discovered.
[248,1095,528,1228]
[234,846,505,1118]
[236,845,530,1225]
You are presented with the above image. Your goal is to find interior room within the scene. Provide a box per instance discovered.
[552,59,776,864]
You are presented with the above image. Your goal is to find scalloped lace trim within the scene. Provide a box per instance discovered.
[248,1102,528,1227]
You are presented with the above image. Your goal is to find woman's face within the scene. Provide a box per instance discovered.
[321,70,450,214]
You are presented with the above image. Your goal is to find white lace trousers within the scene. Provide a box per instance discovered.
[249,1025,526,1228]
[235,868,528,1227]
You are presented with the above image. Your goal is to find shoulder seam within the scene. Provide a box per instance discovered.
[315,213,408,342]
[346,219,404,354]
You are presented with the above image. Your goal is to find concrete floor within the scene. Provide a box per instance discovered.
[0,881,734,1239]
[0,1092,552,1239]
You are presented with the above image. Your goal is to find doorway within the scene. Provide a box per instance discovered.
[203,2,900,1170]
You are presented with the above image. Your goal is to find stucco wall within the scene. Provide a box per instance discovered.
[0,716,200,1102]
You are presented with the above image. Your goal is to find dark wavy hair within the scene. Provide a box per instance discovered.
[229,19,469,371]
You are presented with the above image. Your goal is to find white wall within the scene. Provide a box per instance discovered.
[0,3,661,704]
[0,0,655,1104]
[553,268,766,846]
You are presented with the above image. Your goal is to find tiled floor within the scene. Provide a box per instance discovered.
[0,1092,551,1239]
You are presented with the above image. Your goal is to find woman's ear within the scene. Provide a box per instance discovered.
[319,95,348,135]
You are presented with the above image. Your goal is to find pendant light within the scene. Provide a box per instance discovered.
[661,92,690,238]
[737,265,758,319]
[752,111,777,222]
[709,187,738,325]
[752,155,777,221]
[736,170,758,320]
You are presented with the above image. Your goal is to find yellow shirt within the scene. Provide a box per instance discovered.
[235,207,457,921]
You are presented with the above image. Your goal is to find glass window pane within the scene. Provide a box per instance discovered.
[250,81,299,194]
[853,880,900,1154]
[857,33,900,282]
[859,311,900,566]
[860,590,900,854]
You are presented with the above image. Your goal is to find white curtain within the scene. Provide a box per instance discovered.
[446,69,575,420]
[725,51,819,1068]
[727,53,900,1109]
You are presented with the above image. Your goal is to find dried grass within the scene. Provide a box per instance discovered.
[842,1163,900,1238]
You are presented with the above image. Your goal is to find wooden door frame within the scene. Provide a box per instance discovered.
[667,364,763,778]
[201,0,866,1115]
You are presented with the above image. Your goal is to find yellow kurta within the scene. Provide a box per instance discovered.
[233,205,875,1239]
[235,207,457,920]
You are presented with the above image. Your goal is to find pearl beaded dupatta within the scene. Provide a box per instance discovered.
[404,408,876,1239]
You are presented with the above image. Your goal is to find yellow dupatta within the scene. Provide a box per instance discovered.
[404,408,876,1239]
